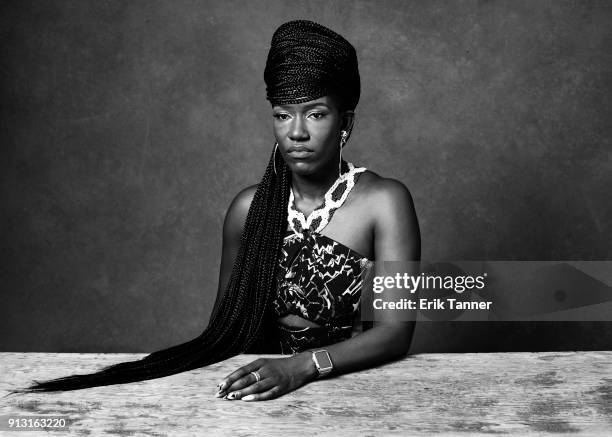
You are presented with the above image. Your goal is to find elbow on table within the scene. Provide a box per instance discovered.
[384,324,415,359]
[389,341,411,359]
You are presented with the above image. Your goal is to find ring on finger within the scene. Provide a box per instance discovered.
[249,371,261,383]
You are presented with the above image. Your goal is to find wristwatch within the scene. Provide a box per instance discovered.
[311,350,334,378]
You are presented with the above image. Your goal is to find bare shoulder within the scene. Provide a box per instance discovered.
[356,170,416,216]
[230,184,258,214]
[357,170,420,260]
[224,184,258,234]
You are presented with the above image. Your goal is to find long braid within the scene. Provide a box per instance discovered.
[11,148,290,393]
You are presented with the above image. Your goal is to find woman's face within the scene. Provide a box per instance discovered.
[272,95,346,176]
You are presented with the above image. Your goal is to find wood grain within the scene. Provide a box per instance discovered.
[0,352,610,436]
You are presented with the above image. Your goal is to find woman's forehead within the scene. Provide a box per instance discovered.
[272,96,339,111]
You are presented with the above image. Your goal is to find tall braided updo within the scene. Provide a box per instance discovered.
[265,20,360,110]
[14,20,360,393]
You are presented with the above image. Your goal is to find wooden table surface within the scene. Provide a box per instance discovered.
[0,352,610,436]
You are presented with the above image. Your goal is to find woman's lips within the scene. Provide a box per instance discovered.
[287,150,313,158]
[287,145,313,159]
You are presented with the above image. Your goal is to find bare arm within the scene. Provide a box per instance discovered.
[296,178,421,373]
[210,185,257,318]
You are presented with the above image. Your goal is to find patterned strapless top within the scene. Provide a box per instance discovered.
[272,162,374,354]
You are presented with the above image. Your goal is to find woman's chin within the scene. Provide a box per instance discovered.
[287,160,318,175]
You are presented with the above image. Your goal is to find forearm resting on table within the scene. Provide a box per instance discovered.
[294,321,415,380]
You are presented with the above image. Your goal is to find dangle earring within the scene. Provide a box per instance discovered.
[339,130,348,177]
[273,142,279,175]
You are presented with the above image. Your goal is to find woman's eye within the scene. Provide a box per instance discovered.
[309,112,326,119]
[273,113,290,120]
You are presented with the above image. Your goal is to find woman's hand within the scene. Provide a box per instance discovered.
[215,353,317,401]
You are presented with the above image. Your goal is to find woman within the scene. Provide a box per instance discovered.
[14,20,420,401]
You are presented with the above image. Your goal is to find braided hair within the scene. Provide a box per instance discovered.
[265,20,360,110]
[12,19,359,393]
[10,151,289,393]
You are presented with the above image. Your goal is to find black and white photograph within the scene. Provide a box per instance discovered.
[1,0,611,435]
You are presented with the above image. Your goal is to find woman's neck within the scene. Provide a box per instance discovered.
[291,160,345,202]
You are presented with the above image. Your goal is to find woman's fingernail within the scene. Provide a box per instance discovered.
[242,395,255,401]
[217,381,226,390]
[227,392,240,400]
[214,390,225,398]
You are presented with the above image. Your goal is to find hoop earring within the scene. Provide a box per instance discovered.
[273,142,279,175]
[339,130,348,177]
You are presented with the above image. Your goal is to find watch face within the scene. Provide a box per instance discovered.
[315,351,332,369]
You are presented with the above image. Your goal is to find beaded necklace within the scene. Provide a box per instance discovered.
[287,162,366,237]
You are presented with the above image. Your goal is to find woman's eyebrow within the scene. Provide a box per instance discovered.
[302,102,330,109]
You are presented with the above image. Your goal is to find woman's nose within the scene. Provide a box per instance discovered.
[288,116,309,141]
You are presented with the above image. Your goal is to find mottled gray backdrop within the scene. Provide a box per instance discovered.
[1,0,611,352]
